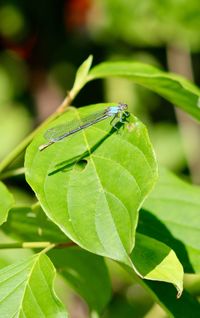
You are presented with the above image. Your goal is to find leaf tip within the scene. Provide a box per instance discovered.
[176,287,183,299]
[87,54,93,65]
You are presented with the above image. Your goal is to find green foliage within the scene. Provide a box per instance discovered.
[0,253,68,317]
[0,56,200,316]
[25,103,158,266]
[141,167,200,273]
[2,205,67,242]
[49,248,112,314]
[131,234,183,296]
[91,0,200,50]
[88,61,200,121]
[145,280,200,318]
[70,55,93,98]
[3,206,112,313]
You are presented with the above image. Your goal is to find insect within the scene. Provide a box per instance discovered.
[39,103,129,151]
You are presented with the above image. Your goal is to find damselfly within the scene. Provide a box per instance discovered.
[39,103,129,151]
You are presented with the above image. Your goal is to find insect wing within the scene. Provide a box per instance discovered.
[44,109,108,142]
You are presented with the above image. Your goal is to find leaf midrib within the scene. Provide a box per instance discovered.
[68,108,129,256]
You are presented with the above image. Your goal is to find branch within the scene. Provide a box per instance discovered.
[0,93,75,174]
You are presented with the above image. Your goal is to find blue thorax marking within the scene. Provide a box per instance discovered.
[106,106,121,116]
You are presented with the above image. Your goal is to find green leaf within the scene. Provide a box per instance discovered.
[71,55,93,96]
[0,253,68,317]
[25,103,158,266]
[130,234,183,297]
[88,62,200,121]
[140,167,200,273]
[2,205,67,243]
[4,205,111,313]
[0,181,14,225]
[49,248,111,314]
[145,280,200,318]
[128,232,199,316]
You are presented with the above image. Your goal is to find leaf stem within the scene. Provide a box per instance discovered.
[41,243,56,254]
[0,241,77,250]
[31,201,41,210]
[0,242,50,249]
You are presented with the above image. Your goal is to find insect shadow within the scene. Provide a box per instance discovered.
[48,115,129,176]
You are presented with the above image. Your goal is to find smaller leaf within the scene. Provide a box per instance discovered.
[49,248,111,314]
[0,253,68,318]
[141,167,200,273]
[88,61,200,121]
[129,234,183,297]
[71,55,93,95]
[3,205,111,313]
[0,181,14,225]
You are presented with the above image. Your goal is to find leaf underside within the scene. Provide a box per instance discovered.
[88,62,200,121]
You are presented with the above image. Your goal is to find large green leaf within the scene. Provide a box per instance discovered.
[88,62,200,121]
[49,248,111,314]
[140,167,200,273]
[0,253,67,317]
[25,103,158,266]
[0,181,14,225]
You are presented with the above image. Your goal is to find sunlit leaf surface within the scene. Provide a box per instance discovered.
[88,62,200,121]
[25,103,158,266]
[0,253,68,317]
[3,205,111,313]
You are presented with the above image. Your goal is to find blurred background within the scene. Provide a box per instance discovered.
[0,0,200,317]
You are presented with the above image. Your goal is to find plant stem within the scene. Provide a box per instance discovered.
[31,201,41,210]
[0,112,54,173]
[0,242,49,249]
[0,241,76,249]
[41,243,56,254]
[0,89,77,174]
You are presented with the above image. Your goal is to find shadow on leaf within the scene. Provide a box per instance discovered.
[48,119,127,176]
[137,209,194,273]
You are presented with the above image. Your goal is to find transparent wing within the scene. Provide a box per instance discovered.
[44,109,108,142]
[44,123,72,141]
